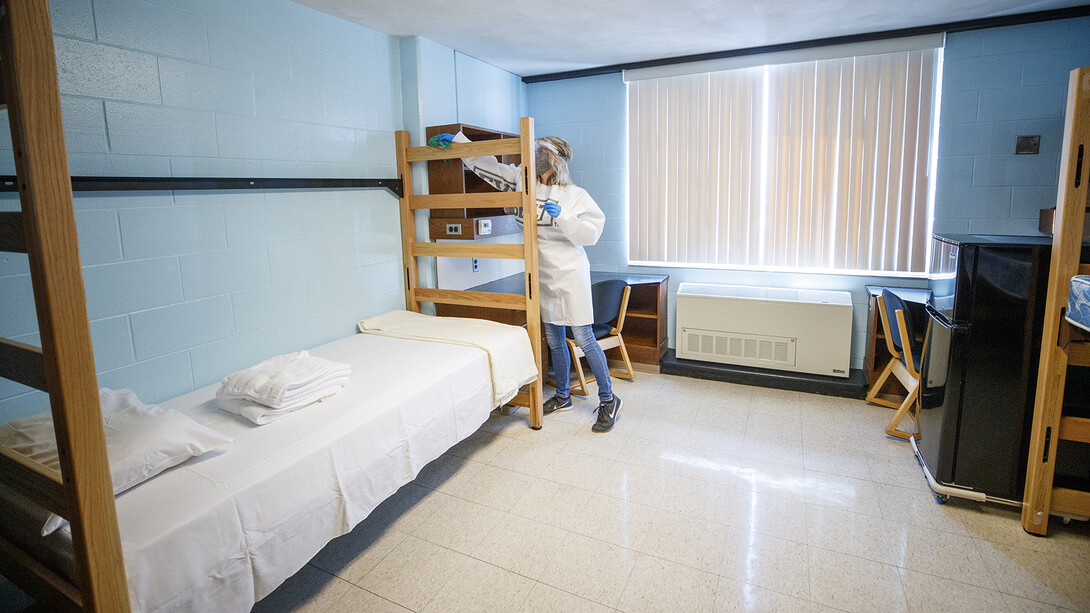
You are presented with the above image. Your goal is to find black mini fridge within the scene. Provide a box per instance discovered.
[917,233,1090,503]
[917,234,1054,502]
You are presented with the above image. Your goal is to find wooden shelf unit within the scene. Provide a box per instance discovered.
[424,122,523,240]
[1022,65,1090,535]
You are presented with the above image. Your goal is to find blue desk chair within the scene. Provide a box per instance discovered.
[866,289,926,440]
[565,279,637,397]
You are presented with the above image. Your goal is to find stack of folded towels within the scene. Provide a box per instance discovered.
[216,351,351,425]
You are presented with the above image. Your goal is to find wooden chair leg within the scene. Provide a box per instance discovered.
[885,384,921,440]
[567,340,589,397]
[865,359,902,409]
[611,335,636,381]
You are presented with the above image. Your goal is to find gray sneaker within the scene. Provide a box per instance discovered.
[543,394,573,415]
[592,394,621,432]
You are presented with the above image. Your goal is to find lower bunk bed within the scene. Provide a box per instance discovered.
[0,314,536,612]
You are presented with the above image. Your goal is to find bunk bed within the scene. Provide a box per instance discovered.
[1022,65,1090,535]
[0,1,545,610]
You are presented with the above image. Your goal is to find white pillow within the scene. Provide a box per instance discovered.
[0,388,233,535]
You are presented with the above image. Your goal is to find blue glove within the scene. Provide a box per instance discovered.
[543,201,561,218]
[427,133,455,150]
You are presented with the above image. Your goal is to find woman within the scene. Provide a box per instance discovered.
[436,131,621,433]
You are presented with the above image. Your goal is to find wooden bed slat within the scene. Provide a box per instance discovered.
[1058,415,1090,443]
[405,138,522,162]
[0,534,82,612]
[0,210,27,252]
[1050,487,1090,518]
[0,446,68,516]
[409,192,521,211]
[411,242,526,260]
[414,288,527,310]
[0,337,47,390]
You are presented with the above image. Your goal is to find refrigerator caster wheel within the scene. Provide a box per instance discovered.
[1062,517,1072,525]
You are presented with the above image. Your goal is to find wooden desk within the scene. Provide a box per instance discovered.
[864,285,929,398]
[434,272,669,370]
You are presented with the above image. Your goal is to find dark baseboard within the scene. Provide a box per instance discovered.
[660,349,868,399]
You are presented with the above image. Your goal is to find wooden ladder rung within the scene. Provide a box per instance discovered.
[409,192,522,211]
[414,288,527,310]
[0,447,68,517]
[0,534,82,612]
[1051,487,1090,518]
[404,138,522,162]
[1059,415,1090,443]
[0,337,47,390]
[412,242,526,260]
[0,211,27,252]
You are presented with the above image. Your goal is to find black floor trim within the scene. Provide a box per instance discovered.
[660,350,868,399]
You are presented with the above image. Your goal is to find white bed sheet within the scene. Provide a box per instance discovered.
[115,333,495,612]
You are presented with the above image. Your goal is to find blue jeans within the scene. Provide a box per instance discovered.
[545,323,613,402]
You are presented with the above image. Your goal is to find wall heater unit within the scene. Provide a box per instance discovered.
[676,283,853,378]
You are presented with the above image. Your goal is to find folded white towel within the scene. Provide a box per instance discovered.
[216,378,348,425]
[219,351,351,409]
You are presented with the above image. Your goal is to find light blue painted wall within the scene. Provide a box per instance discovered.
[0,0,406,423]
[527,16,1090,370]
[933,17,1090,235]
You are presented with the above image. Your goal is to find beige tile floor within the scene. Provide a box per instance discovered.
[5,373,1086,612]
[241,372,1090,612]
[246,373,1090,613]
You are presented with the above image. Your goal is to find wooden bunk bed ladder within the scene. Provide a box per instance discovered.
[0,0,130,609]
[1022,65,1090,536]
[394,118,545,429]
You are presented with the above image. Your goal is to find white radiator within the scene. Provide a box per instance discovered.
[676,283,853,378]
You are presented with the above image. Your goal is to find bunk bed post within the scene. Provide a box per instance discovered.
[1022,66,1090,535]
[0,0,130,608]
[395,130,420,312]
[518,118,544,430]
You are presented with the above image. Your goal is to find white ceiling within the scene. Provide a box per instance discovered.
[294,0,1088,77]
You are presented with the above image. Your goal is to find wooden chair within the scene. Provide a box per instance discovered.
[566,279,636,397]
[866,289,924,440]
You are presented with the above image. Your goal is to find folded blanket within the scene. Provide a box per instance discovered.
[358,310,538,407]
[216,378,348,425]
[219,351,351,409]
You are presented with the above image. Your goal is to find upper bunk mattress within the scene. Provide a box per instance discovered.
[117,332,495,612]
[1068,275,1090,333]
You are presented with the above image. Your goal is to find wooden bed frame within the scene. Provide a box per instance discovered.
[1021,65,1090,535]
[0,0,129,609]
[394,124,545,429]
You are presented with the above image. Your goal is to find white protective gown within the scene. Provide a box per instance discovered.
[453,132,605,326]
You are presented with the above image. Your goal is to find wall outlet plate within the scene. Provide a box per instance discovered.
[445,223,462,235]
[1016,135,1040,155]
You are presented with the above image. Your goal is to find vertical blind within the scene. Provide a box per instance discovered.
[627,47,939,274]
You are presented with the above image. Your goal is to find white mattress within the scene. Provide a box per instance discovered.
[114,333,496,612]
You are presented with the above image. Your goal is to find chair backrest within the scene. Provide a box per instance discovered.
[568,279,629,340]
[881,288,917,355]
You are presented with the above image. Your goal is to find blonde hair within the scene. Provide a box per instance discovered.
[535,136,573,186]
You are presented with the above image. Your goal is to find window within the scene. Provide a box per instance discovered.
[626,38,942,275]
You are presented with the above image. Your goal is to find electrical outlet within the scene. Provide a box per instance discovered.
[445,223,462,236]
[472,258,479,272]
